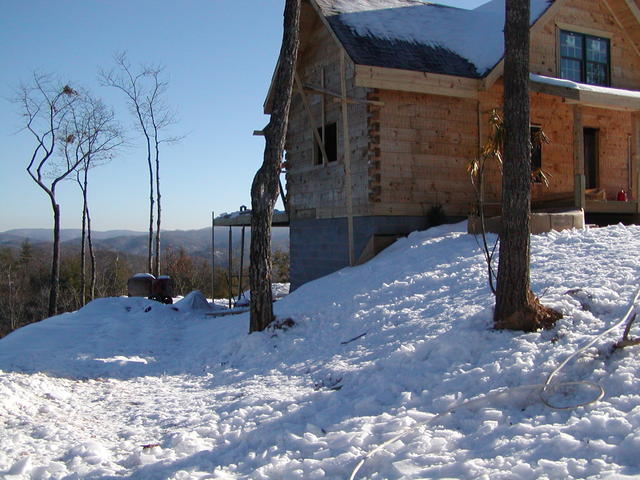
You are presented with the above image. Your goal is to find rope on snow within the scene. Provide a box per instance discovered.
[349,286,640,480]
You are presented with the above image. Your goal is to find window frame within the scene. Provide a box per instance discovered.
[312,122,338,166]
[559,29,611,86]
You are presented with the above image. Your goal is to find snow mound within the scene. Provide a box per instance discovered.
[2,222,640,479]
[173,290,215,312]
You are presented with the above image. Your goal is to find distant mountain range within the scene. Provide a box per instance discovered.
[0,227,289,259]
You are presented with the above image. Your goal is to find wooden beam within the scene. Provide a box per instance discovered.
[253,130,265,136]
[294,71,330,164]
[529,77,640,111]
[303,84,385,106]
[624,0,640,25]
[481,59,504,91]
[634,113,640,210]
[586,199,639,213]
[340,51,355,266]
[570,91,640,111]
[602,0,640,61]
[321,66,326,166]
[528,79,580,101]
[355,65,479,99]
[573,105,586,210]
[482,0,569,90]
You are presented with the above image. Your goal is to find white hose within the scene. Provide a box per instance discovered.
[349,287,640,480]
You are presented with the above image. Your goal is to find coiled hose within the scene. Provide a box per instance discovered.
[349,287,640,480]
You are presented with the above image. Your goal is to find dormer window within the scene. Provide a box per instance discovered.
[559,30,610,86]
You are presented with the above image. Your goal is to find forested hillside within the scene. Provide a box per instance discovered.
[0,229,289,338]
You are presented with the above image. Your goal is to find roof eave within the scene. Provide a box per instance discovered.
[481,0,569,91]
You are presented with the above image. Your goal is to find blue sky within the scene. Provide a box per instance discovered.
[1,0,485,232]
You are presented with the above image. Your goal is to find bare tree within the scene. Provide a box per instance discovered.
[18,73,82,316]
[100,53,179,276]
[494,0,560,330]
[249,0,301,333]
[67,94,123,304]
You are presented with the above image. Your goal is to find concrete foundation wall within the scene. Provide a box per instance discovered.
[290,215,430,290]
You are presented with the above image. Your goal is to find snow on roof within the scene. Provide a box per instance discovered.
[531,73,640,99]
[316,0,554,77]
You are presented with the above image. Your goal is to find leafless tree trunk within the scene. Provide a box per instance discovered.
[18,75,82,316]
[70,94,123,305]
[101,53,179,277]
[249,0,300,333]
[494,0,560,331]
[78,167,89,304]
[152,109,162,277]
[87,204,97,300]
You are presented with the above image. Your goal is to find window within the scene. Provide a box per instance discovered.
[560,30,610,86]
[313,122,337,165]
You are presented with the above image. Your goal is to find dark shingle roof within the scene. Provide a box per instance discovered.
[314,0,554,78]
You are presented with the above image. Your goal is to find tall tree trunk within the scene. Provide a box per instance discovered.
[249,0,300,333]
[49,198,61,317]
[154,140,161,277]
[146,136,154,274]
[80,195,87,304]
[87,202,97,301]
[494,0,560,331]
[79,168,89,305]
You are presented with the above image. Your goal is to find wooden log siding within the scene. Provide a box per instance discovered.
[372,89,479,216]
[529,0,640,90]
[582,107,634,198]
[481,81,636,205]
[283,0,640,223]
[284,9,372,220]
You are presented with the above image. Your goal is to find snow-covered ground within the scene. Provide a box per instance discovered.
[2,222,640,479]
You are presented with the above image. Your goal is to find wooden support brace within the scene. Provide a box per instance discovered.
[340,51,355,266]
[295,72,330,165]
[572,105,585,210]
[303,84,385,106]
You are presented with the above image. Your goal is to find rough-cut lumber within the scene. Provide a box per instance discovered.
[355,65,479,99]
[341,50,355,265]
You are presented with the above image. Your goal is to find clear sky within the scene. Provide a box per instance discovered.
[1,0,486,232]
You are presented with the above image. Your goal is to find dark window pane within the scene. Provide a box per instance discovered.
[559,30,610,86]
[586,62,607,85]
[560,58,582,82]
[560,31,582,59]
[586,37,608,63]
[314,122,337,164]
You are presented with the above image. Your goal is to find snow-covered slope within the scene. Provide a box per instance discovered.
[2,222,640,479]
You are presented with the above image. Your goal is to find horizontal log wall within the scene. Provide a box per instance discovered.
[370,90,479,217]
[583,107,633,198]
[481,81,634,203]
[285,4,371,220]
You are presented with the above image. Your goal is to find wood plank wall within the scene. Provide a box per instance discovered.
[530,0,640,89]
[285,5,371,220]
[369,90,479,217]
[285,0,640,221]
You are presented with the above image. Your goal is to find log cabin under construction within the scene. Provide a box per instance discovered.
[263,0,640,290]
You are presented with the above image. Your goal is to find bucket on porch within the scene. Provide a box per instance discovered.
[617,189,628,202]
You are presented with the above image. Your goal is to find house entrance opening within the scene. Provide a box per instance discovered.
[584,127,599,189]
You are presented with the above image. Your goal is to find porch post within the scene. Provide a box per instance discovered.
[573,105,586,210]
[633,112,640,212]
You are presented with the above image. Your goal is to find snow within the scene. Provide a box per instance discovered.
[531,73,640,99]
[2,222,640,479]
[216,209,285,220]
[132,273,155,279]
[331,0,552,74]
